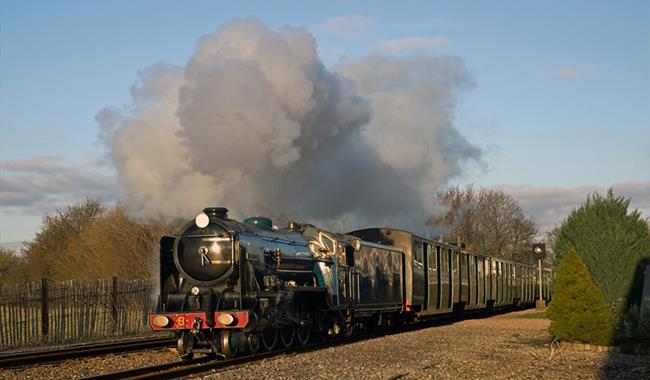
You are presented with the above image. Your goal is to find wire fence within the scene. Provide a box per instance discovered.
[0,277,157,351]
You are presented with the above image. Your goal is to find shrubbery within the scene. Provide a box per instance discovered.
[552,189,650,345]
[3,199,179,283]
[546,248,614,345]
[0,248,25,284]
[553,189,650,310]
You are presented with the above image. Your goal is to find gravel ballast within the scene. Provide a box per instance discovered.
[199,309,648,380]
[0,347,179,379]
[2,309,647,379]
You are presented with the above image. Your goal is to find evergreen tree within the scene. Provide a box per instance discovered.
[553,189,650,309]
[546,249,614,345]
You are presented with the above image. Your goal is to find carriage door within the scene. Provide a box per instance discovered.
[429,245,439,310]
[423,242,429,310]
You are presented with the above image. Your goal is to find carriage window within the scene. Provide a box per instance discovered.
[441,247,447,271]
[460,253,468,279]
[451,249,457,276]
[469,255,474,278]
[423,242,429,266]
[414,243,422,263]
[431,245,439,270]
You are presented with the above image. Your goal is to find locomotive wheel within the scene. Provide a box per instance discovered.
[177,332,194,361]
[296,323,311,346]
[261,326,278,351]
[247,333,260,354]
[295,313,312,346]
[220,330,238,358]
[279,327,294,347]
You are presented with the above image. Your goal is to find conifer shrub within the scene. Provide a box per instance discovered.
[546,248,614,345]
[553,189,650,310]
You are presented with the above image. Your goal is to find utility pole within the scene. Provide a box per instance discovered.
[532,243,546,309]
[538,258,542,300]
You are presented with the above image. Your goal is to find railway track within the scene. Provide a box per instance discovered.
[82,309,519,380]
[80,351,276,380]
[81,337,356,380]
[0,336,176,368]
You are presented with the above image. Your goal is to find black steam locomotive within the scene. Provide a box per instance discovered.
[149,207,552,359]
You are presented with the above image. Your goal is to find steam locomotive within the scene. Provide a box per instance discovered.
[149,207,552,359]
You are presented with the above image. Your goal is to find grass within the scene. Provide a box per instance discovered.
[518,312,547,319]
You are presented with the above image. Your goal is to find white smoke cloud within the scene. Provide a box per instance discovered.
[336,54,480,205]
[98,19,481,232]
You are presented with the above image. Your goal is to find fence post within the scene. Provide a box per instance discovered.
[41,278,49,339]
[111,276,118,333]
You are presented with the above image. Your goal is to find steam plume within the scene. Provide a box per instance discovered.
[97,19,481,232]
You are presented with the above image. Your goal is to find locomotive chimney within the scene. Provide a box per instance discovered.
[203,207,229,220]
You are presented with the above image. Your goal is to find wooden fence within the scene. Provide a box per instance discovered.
[0,277,157,350]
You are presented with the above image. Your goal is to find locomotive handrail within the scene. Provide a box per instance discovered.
[253,234,309,246]
[185,233,230,238]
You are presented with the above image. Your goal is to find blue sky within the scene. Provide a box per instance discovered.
[1,1,649,243]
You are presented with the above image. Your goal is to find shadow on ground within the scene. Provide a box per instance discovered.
[601,258,650,379]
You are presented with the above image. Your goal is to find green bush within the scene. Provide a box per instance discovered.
[553,189,650,310]
[546,248,614,345]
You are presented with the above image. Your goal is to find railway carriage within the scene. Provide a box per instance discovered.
[347,228,549,316]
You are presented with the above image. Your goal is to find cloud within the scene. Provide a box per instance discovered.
[493,182,650,233]
[316,14,372,40]
[380,36,449,53]
[99,19,481,233]
[549,64,613,79]
[0,157,119,215]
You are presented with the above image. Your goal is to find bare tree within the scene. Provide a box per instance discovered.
[20,199,176,281]
[66,205,174,279]
[22,199,105,280]
[542,225,560,266]
[431,185,538,262]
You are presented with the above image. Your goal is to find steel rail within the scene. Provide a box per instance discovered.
[0,336,177,368]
